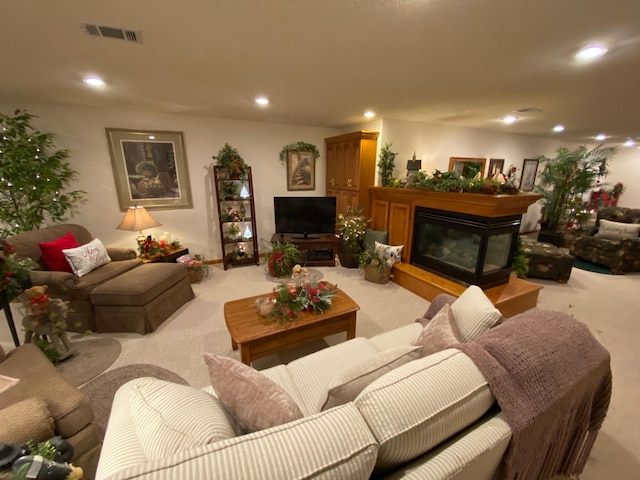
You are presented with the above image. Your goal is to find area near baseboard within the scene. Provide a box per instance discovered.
[392,263,542,318]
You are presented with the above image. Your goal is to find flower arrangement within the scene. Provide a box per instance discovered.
[265,280,337,324]
[264,240,301,277]
[0,240,37,301]
[177,253,209,283]
[139,236,182,258]
[357,247,390,273]
[336,205,370,250]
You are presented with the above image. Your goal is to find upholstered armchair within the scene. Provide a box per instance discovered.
[8,224,141,332]
[570,207,640,273]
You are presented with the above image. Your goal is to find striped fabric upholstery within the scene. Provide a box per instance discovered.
[354,349,495,474]
[450,286,502,342]
[383,412,512,480]
[98,404,379,480]
[260,364,307,412]
[369,322,423,351]
[128,377,237,460]
[286,337,380,415]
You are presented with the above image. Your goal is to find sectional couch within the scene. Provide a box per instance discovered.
[96,287,611,480]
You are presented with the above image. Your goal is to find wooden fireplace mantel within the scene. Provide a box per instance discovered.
[368,187,543,316]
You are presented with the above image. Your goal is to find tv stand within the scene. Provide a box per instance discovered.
[272,234,338,267]
[291,233,321,240]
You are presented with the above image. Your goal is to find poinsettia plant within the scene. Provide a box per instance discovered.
[264,241,301,277]
[0,240,37,301]
[267,280,337,324]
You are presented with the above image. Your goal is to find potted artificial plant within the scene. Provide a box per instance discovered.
[358,247,391,284]
[336,205,370,268]
[377,142,398,187]
[212,143,248,180]
[264,240,301,277]
[535,144,617,246]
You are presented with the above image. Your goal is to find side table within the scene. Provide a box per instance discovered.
[141,247,189,263]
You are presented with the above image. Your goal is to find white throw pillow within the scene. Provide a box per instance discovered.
[595,219,640,240]
[62,238,111,277]
[450,285,502,342]
[375,241,404,267]
[129,377,237,460]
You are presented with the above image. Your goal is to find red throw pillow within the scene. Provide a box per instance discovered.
[39,232,79,272]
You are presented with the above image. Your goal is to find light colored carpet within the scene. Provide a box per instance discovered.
[2,262,639,478]
[56,337,122,387]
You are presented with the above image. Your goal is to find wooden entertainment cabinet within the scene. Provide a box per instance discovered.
[271,233,338,267]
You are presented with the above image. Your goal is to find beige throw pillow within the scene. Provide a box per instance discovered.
[204,353,303,433]
[319,346,421,412]
[129,377,237,460]
[450,285,502,342]
[596,219,640,240]
[62,237,111,277]
[412,304,460,356]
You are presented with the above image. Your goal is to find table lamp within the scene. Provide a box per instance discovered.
[116,206,162,247]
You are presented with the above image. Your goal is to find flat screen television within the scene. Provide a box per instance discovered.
[274,196,336,239]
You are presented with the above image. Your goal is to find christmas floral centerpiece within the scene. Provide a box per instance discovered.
[265,280,337,324]
[264,240,301,277]
[0,240,37,302]
[336,205,370,268]
[139,236,182,259]
[177,253,209,283]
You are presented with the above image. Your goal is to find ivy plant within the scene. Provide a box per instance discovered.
[279,141,320,166]
[0,109,85,237]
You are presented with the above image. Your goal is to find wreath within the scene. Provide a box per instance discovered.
[279,141,321,166]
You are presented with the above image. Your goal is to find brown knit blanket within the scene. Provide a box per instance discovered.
[454,309,612,480]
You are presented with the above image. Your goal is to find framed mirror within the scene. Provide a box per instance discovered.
[448,157,487,180]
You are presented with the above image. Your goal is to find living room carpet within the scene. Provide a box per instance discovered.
[573,258,615,275]
[79,363,188,439]
[57,337,122,387]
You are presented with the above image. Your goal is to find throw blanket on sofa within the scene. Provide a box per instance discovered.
[454,309,612,480]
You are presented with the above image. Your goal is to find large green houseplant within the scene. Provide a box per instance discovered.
[0,109,85,237]
[535,144,617,245]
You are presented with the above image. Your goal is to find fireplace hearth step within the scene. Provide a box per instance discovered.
[392,263,542,318]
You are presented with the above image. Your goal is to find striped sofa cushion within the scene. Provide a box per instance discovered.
[129,377,237,460]
[451,286,502,342]
[354,349,495,474]
[100,403,379,480]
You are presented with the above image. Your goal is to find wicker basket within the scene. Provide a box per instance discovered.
[364,264,391,284]
[187,268,205,284]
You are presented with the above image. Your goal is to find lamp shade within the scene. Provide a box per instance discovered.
[117,206,162,232]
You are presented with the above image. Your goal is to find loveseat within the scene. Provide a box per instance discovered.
[571,206,640,273]
[8,223,195,334]
[0,343,101,479]
[96,287,611,480]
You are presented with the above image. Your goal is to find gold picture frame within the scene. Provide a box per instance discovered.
[106,128,192,210]
[448,157,487,179]
[286,151,315,191]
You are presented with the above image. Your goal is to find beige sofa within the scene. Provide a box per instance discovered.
[0,343,101,479]
[96,288,610,480]
[8,223,195,334]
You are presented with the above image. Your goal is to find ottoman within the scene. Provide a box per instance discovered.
[521,238,574,283]
[90,263,195,334]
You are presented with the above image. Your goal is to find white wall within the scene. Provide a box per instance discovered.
[0,104,338,260]
[3,104,636,260]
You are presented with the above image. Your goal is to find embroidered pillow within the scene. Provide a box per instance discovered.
[39,232,79,273]
[319,346,422,412]
[375,241,404,267]
[412,304,461,356]
[596,219,640,240]
[62,238,111,277]
[204,353,303,433]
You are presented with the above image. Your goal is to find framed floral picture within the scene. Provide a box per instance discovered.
[106,128,192,210]
[487,158,505,178]
[286,151,315,191]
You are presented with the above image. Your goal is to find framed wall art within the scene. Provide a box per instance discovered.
[519,158,539,192]
[487,158,505,178]
[448,157,486,179]
[286,150,315,191]
[106,128,192,210]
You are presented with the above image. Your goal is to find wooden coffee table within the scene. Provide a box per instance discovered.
[224,285,359,365]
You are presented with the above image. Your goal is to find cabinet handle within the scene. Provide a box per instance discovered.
[347,178,352,187]
[331,178,336,186]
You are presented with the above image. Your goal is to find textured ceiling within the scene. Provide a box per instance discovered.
[1,0,639,144]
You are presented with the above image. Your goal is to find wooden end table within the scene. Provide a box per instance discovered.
[224,285,359,365]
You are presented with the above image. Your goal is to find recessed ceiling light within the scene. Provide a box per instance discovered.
[83,75,105,87]
[596,133,606,141]
[148,135,155,140]
[501,115,518,124]
[553,125,565,132]
[625,139,635,147]
[255,97,269,105]
[364,111,375,118]
[576,45,608,60]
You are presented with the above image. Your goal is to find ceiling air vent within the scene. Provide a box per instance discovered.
[81,24,143,44]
